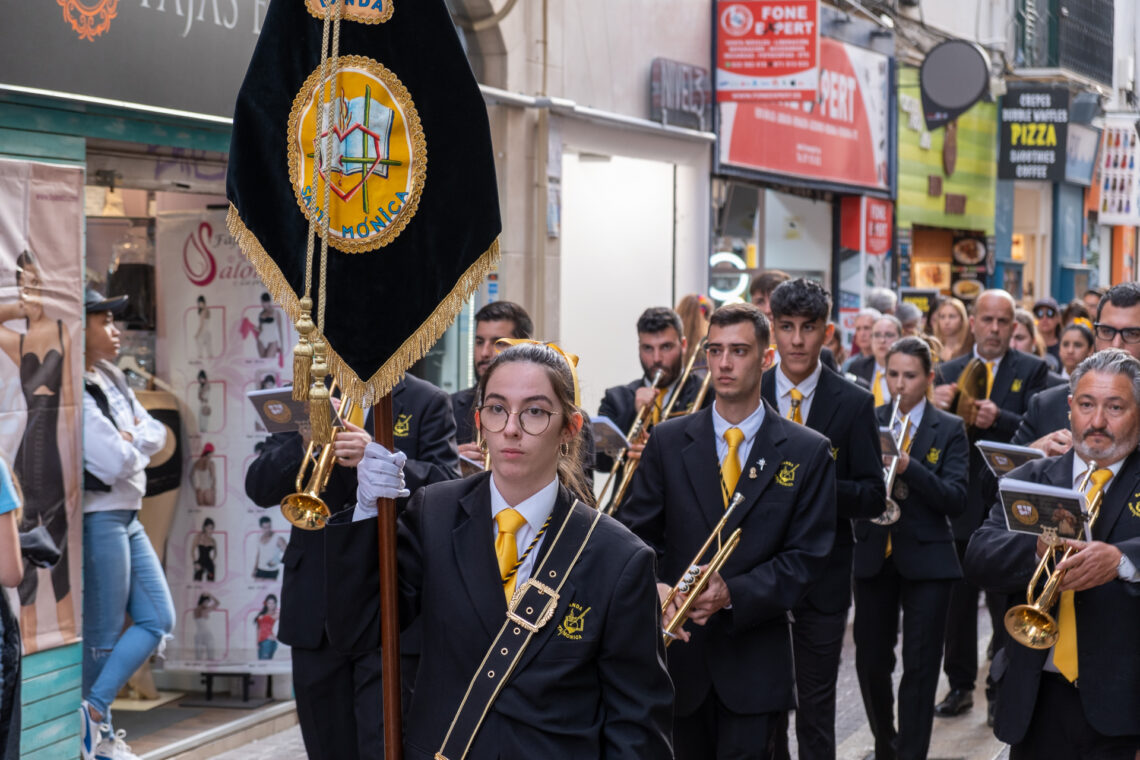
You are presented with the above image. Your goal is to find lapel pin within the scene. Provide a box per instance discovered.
[749,466,758,480]
[757,458,766,471]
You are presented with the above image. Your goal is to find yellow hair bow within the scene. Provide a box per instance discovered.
[495,338,582,406]
[1072,316,1093,331]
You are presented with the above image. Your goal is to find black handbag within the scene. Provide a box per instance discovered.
[19,526,60,569]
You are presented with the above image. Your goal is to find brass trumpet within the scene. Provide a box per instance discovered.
[597,369,664,513]
[281,397,357,531]
[661,493,744,647]
[873,396,908,526]
[1004,462,1104,649]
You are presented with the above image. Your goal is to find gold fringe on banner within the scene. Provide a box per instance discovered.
[307,338,333,444]
[227,204,502,409]
[292,297,316,401]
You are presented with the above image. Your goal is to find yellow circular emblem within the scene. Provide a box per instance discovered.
[263,400,293,424]
[1011,500,1039,526]
[305,0,393,24]
[288,55,426,253]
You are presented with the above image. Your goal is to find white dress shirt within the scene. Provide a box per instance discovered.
[711,401,766,469]
[490,474,559,589]
[894,397,926,450]
[973,347,1005,380]
[775,361,823,422]
[872,362,891,403]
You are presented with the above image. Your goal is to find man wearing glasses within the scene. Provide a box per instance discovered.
[1014,283,1140,456]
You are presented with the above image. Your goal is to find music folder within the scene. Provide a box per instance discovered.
[247,387,330,434]
[879,427,899,458]
[976,440,1045,478]
[459,454,486,477]
[998,479,1091,542]
[592,416,628,456]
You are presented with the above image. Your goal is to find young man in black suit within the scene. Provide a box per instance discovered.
[853,337,970,760]
[761,279,884,760]
[244,373,460,760]
[451,301,533,453]
[1013,283,1140,456]
[620,302,837,759]
[965,349,1140,759]
[931,289,1050,718]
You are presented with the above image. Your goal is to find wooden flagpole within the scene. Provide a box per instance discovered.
[373,395,404,760]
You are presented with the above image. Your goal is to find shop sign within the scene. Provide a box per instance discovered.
[715,0,820,103]
[650,58,712,130]
[0,2,270,118]
[998,85,1070,182]
[838,196,893,345]
[1065,124,1101,187]
[919,40,990,131]
[1098,120,1140,226]
[719,37,890,191]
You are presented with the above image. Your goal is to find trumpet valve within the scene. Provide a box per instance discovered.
[677,581,691,594]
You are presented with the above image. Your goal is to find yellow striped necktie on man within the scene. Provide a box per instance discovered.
[650,387,667,426]
[1054,467,1113,682]
[495,508,528,603]
[788,388,804,424]
[721,427,745,506]
[985,360,995,399]
[873,369,885,407]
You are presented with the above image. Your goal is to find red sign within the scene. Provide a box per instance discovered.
[716,0,820,102]
[840,197,892,255]
[720,38,890,191]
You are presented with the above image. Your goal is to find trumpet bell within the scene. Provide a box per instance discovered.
[281,493,331,531]
[1004,604,1058,650]
[870,498,900,526]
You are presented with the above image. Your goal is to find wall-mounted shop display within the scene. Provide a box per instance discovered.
[1098,122,1140,226]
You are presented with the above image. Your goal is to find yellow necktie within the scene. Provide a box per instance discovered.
[873,369,884,407]
[650,387,667,426]
[494,508,528,603]
[985,361,995,399]
[721,427,745,506]
[1054,467,1113,682]
[788,389,804,424]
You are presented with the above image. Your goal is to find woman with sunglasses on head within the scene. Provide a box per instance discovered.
[1032,297,1063,370]
[324,342,672,759]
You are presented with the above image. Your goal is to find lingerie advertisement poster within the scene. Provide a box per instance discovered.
[0,158,85,655]
[156,210,295,673]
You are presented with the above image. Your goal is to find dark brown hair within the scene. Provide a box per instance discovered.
[708,302,770,347]
[748,270,790,299]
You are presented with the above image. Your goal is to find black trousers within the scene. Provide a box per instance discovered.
[291,635,383,760]
[674,690,780,760]
[785,604,848,760]
[854,559,953,760]
[1010,675,1140,760]
[942,538,1004,691]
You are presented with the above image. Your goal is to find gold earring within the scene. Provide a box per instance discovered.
[559,442,569,456]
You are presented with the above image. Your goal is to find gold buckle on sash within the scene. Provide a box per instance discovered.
[506,579,559,633]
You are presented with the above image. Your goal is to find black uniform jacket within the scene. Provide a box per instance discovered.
[323,474,674,760]
[935,349,1050,538]
[846,353,876,388]
[963,450,1140,744]
[595,372,710,472]
[244,374,460,649]
[854,404,969,580]
[619,401,836,716]
[450,385,477,445]
[1010,382,1070,447]
[761,364,885,612]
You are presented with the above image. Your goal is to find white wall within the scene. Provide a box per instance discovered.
[761,190,833,281]
[559,153,676,415]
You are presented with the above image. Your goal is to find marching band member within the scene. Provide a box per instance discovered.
[930,289,1049,720]
[324,342,673,759]
[620,303,836,759]
[853,337,969,760]
[965,350,1140,759]
[760,279,884,760]
[847,315,902,403]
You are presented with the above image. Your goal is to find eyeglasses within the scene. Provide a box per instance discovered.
[477,404,557,435]
[1034,307,1057,319]
[871,332,899,340]
[1093,323,1140,344]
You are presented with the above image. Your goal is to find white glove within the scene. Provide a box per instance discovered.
[352,443,410,521]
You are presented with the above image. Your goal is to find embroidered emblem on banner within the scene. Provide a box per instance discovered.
[1011,378,1023,392]
[58,0,118,40]
[1012,499,1039,526]
[394,413,412,437]
[556,603,591,640]
[775,461,799,487]
[926,448,941,464]
[306,0,393,24]
[288,55,426,253]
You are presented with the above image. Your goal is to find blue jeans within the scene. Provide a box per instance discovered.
[83,510,175,721]
[258,639,278,660]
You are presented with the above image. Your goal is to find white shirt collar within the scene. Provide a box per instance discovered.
[489,473,559,529]
[973,347,1006,371]
[1071,454,1126,491]
[901,397,927,434]
[711,398,766,447]
[776,360,823,401]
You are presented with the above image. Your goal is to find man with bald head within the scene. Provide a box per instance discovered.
[931,290,1050,720]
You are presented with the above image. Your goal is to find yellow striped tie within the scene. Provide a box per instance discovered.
[721,427,745,506]
[788,389,804,424]
[873,369,885,407]
[985,361,995,399]
[495,508,528,603]
[1054,467,1113,681]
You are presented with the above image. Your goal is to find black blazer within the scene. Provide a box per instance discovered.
[846,354,876,387]
[619,401,836,716]
[935,350,1050,538]
[450,385,477,445]
[963,450,1140,743]
[761,365,885,612]
[323,475,674,759]
[244,374,460,649]
[853,404,969,580]
[1010,383,1070,447]
[596,372,711,471]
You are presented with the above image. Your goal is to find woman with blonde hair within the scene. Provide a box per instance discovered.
[931,297,972,362]
[674,294,712,367]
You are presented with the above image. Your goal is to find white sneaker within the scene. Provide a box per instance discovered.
[78,701,104,760]
[95,729,141,760]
